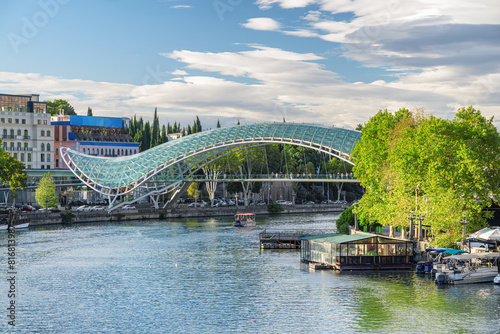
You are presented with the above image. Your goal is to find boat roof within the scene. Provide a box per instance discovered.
[235,213,255,216]
[300,232,410,244]
[443,252,500,261]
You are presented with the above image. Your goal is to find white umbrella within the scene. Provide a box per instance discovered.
[470,227,500,241]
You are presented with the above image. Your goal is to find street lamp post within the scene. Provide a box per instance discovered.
[461,213,469,251]
[407,211,416,240]
[417,213,425,241]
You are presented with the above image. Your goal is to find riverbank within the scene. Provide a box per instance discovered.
[25,203,348,226]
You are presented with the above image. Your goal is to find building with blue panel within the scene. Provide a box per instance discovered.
[52,114,139,169]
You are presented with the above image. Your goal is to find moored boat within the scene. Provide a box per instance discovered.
[0,213,30,231]
[434,253,499,285]
[233,213,256,227]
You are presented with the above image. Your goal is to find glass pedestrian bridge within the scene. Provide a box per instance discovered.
[61,123,361,207]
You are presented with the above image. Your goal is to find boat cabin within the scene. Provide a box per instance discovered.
[300,232,414,270]
[233,213,256,227]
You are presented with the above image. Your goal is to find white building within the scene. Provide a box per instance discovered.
[0,93,54,170]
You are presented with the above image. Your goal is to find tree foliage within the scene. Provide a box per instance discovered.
[352,107,500,247]
[0,147,27,190]
[35,172,58,208]
[187,182,200,201]
[43,99,77,116]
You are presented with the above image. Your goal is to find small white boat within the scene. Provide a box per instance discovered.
[234,213,256,227]
[434,253,500,285]
[494,274,500,285]
[0,222,30,231]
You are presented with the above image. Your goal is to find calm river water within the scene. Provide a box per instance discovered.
[1,213,500,333]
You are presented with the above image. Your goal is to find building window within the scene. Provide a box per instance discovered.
[41,165,44,169]
[17,129,21,136]
[47,144,51,152]
[27,153,32,162]
[82,148,85,154]
[20,153,24,162]
[46,165,50,170]
[17,142,21,148]
[43,120,47,125]
[2,129,6,136]
[41,154,45,162]
[101,148,103,155]
[10,142,14,148]
[24,130,28,137]
[10,129,14,136]
[8,118,12,123]
[47,154,51,162]
[41,130,45,136]
[56,159,59,168]
[0,118,4,123]
[47,130,51,137]
[15,119,19,124]
[55,148,59,156]
[92,148,95,155]
[13,153,17,159]
[37,120,41,125]
[27,165,31,169]
[22,119,26,124]
[41,143,45,151]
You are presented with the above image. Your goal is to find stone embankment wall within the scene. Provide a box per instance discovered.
[26,204,347,226]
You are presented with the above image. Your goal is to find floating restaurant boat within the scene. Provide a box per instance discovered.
[300,232,414,270]
[434,253,500,285]
[233,213,256,227]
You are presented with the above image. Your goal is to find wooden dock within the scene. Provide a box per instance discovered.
[259,229,336,249]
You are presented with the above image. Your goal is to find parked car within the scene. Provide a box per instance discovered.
[21,205,36,211]
[121,205,136,210]
[276,200,293,206]
[188,202,205,208]
[76,205,92,212]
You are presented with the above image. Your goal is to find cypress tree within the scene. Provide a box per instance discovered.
[216,119,221,128]
[151,107,160,148]
[161,125,167,143]
[87,107,93,116]
[196,116,202,132]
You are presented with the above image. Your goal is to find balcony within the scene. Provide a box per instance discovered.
[23,135,31,139]
[2,135,16,139]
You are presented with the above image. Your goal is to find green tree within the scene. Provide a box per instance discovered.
[352,107,500,247]
[161,125,168,144]
[151,108,160,148]
[43,99,77,116]
[35,172,58,209]
[0,147,27,191]
[216,119,221,128]
[187,182,201,204]
[87,107,93,116]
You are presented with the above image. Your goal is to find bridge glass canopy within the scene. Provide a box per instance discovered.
[64,123,361,190]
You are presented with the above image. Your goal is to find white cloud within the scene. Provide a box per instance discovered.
[171,69,188,76]
[242,18,281,31]
[171,5,191,8]
[1,41,499,130]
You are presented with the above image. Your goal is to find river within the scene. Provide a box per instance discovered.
[1,213,499,333]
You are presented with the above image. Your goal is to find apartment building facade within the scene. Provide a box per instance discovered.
[0,93,54,170]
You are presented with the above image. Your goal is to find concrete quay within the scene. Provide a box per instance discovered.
[25,204,347,226]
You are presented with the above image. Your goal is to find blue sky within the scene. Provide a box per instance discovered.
[1,0,499,129]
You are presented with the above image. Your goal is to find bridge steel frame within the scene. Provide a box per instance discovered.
[61,123,361,209]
